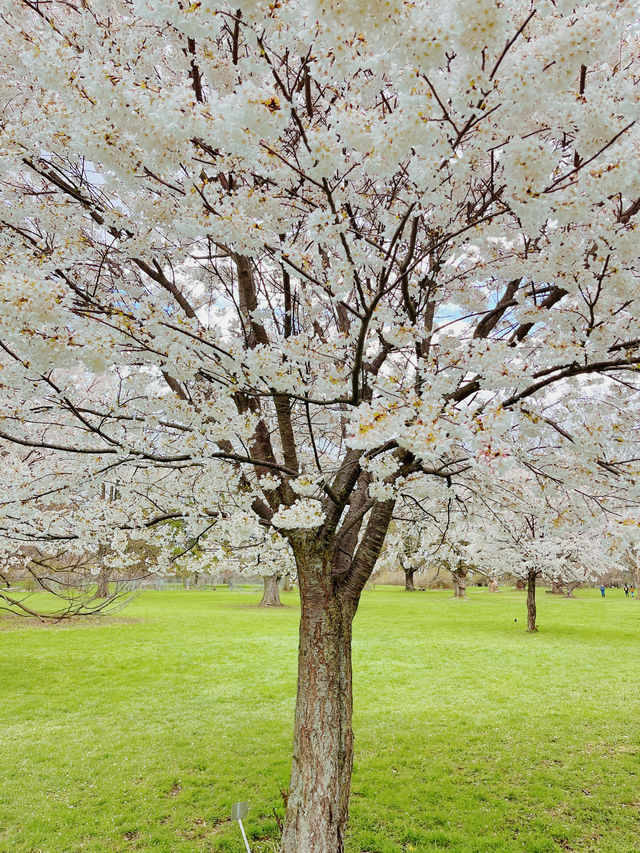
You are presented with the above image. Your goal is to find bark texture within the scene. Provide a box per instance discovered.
[280,488,396,852]
[281,545,355,853]
[515,577,526,590]
[550,579,565,595]
[488,578,500,593]
[452,566,468,598]
[260,573,283,607]
[526,569,538,632]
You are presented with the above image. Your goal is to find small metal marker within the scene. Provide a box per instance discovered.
[231,801,251,853]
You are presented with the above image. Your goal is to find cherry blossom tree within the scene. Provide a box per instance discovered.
[210,525,296,605]
[0,538,139,619]
[459,472,616,629]
[2,1,640,849]
[544,529,610,597]
[612,516,640,601]
[0,473,150,618]
[377,524,432,590]
[422,523,474,598]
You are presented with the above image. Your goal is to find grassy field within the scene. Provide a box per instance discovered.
[1,586,639,853]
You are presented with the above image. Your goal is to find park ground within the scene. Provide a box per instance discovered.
[0,586,639,853]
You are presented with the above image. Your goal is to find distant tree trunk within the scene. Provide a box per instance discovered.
[95,566,110,598]
[488,577,500,593]
[550,579,564,595]
[515,577,526,590]
[260,573,283,607]
[404,568,416,591]
[282,575,293,591]
[526,569,538,632]
[452,567,468,598]
[635,565,640,601]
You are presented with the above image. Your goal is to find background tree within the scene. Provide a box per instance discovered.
[209,527,296,606]
[463,474,610,631]
[379,525,431,590]
[612,517,640,602]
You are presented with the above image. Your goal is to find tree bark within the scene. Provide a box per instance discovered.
[259,573,283,607]
[452,567,468,598]
[281,545,354,853]
[515,576,526,590]
[404,568,416,591]
[526,569,538,632]
[488,577,500,593]
[95,566,110,598]
[550,579,564,595]
[635,565,640,601]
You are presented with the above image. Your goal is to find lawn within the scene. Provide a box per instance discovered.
[0,586,638,853]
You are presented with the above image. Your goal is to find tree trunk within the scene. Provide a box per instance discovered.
[550,579,564,595]
[95,566,110,598]
[281,546,355,853]
[488,577,500,593]
[526,569,538,632]
[404,568,416,591]
[515,576,526,590]
[452,567,468,598]
[281,498,395,853]
[259,573,283,607]
[635,565,640,601]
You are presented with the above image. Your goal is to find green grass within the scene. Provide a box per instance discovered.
[1,586,639,853]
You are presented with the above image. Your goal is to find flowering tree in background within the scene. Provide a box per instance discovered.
[2,1,640,849]
[420,517,476,598]
[612,516,640,600]
[0,473,153,617]
[376,523,433,590]
[455,471,614,629]
[208,522,296,605]
[544,529,610,597]
[0,536,140,618]
[397,463,619,605]
[436,508,502,599]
